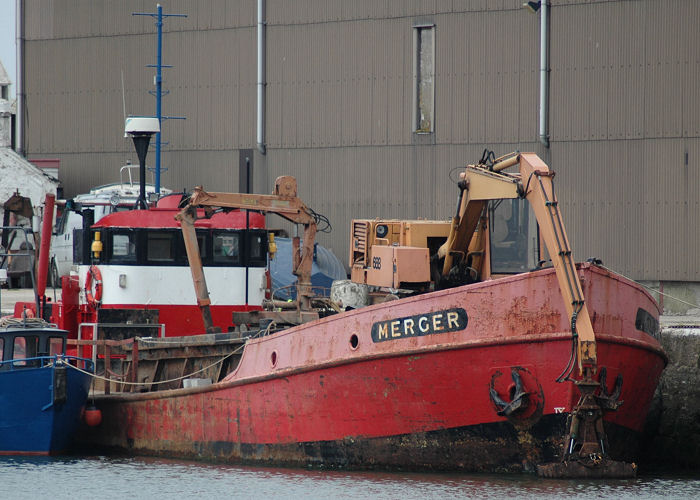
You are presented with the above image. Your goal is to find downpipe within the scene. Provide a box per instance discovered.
[539,1,550,148]
[256,0,266,154]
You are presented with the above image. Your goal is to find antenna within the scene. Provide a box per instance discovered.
[133,4,187,195]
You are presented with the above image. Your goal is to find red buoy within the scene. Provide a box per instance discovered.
[84,405,103,427]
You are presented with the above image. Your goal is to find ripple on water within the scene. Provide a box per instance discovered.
[1,456,699,500]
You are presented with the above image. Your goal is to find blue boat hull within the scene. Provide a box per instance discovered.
[0,364,92,454]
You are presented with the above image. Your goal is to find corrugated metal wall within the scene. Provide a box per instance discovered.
[549,0,700,281]
[21,0,699,281]
[23,0,257,193]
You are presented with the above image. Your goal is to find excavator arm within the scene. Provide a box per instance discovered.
[439,152,596,373]
[518,153,596,372]
[175,176,319,332]
[443,153,626,475]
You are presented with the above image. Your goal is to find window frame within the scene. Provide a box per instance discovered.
[94,227,267,268]
[48,336,65,357]
[246,230,269,268]
[212,230,243,266]
[107,229,139,264]
[146,230,178,264]
[488,199,540,275]
[12,335,40,367]
[412,23,436,134]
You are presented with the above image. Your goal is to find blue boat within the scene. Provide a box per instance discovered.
[0,317,94,455]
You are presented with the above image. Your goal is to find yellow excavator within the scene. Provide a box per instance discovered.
[348,151,633,477]
[351,152,596,372]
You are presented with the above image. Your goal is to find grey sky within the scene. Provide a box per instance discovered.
[0,0,16,99]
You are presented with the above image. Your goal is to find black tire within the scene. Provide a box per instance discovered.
[48,258,60,289]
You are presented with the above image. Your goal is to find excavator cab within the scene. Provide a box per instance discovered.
[488,198,540,275]
[350,154,561,296]
[350,200,542,293]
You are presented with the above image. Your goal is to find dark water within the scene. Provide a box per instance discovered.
[1,455,699,499]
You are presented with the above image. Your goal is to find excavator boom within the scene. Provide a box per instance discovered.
[441,152,630,476]
[439,152,596,372]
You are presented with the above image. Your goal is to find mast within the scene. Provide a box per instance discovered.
[132,4,186,195]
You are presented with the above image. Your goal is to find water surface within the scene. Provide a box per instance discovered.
[1,455,699,499]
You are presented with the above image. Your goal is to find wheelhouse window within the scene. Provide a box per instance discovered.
[12,336,39,366]
[94,227,267,267]
[49,337,64,356]
[110,232,137,263]
[147,231,176,262]
[213,232,241,265]
[73,228,84,264]
[175,230,207,265]
[247,231,268,267]
[413,24,435,133]
[489,199,539,274]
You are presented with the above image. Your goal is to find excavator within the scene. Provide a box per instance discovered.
[349,151,632,477]
[177,152,635,477]
[352,152,596,370]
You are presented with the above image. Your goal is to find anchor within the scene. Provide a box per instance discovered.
[489,368,529,417]
[595,367,623,411]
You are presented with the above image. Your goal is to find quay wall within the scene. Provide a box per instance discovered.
[641,325,700,471]
[634,282,700,471]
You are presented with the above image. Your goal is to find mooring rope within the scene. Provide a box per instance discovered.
[63,319,281,389]
[0,316,52,328]
[599,264,700,310]
[61,340,247,388]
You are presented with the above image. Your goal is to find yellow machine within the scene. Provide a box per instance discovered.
[349,152,596,372]
[349,220,451,289]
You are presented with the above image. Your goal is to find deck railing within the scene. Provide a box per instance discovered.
[0,354,94,372]
[68,337,139,394]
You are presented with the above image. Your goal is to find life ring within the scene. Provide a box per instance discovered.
[85,265,103,307]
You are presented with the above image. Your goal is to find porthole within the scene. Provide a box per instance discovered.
[271,350,278,367]
[349,334,359,350]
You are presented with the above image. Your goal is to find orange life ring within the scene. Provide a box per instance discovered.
[85,265,103,307]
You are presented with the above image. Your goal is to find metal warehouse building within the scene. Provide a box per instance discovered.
[16,0,700,300]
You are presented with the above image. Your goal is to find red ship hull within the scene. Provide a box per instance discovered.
[79,264,666,472]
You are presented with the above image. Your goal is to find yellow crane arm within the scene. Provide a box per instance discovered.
[518,153,596,371]
[439,153,596,372]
